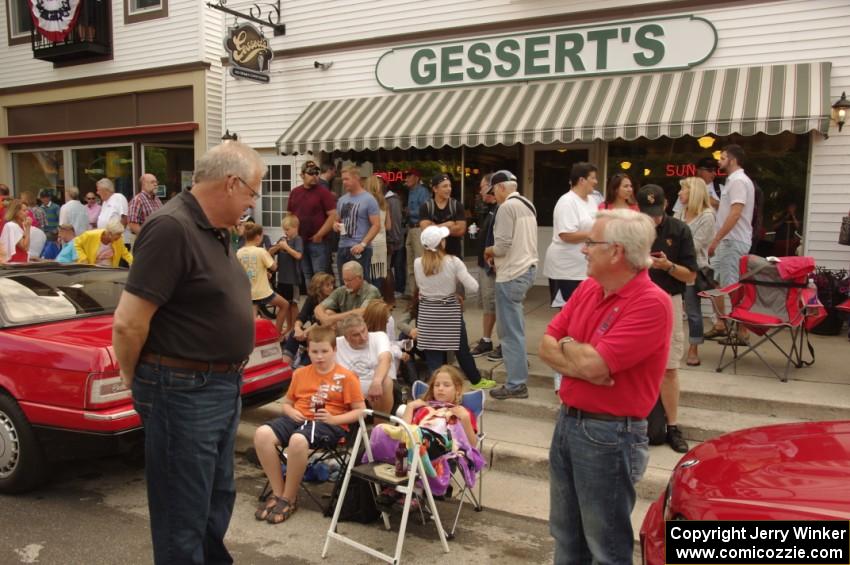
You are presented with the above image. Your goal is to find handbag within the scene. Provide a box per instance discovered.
[694,266,716,293]
[839,216,850,246]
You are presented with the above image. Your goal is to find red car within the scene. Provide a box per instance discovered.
[641,420,850,565]
[0,263,291,494]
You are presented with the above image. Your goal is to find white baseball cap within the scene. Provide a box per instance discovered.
[420,225,450,251]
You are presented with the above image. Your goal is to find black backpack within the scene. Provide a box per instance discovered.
[325,447,380,524]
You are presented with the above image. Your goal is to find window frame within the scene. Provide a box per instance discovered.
[6,0,33,46]
[123,0,168,25]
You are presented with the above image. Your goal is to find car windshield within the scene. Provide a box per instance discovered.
[0,268,126,325]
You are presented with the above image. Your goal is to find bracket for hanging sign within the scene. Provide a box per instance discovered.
[207,0,286,36]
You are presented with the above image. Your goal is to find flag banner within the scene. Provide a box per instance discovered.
[28,0,83,42]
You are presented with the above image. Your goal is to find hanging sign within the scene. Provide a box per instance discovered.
[224,23,273,84]
[28,0,83,42]
[376,15,717,91]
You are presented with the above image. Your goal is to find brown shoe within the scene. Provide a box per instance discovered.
[703,327,727,339]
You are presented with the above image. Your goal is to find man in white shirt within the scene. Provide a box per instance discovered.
[673,157,720,214]
[95,178,129,244]
[59,186,90,238]
[543,162,599,306]
[335,313,394,413]
[706,145,755,344]
[484,170,538,400]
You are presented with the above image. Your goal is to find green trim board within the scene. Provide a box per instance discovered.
[277,62,832,155]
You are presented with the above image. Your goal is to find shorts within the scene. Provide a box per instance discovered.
[667,294,684,370]
[548,279,581,305]
[253,292,278,307]
[265,415,346,449]
[276,283,296,302]
[710,239,750,288]
[477,269,496,314]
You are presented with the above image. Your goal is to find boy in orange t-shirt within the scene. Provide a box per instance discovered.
[253,325,365,524]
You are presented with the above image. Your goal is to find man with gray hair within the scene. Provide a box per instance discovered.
[539,209,673,565]
[113,141,265,564]
[128,173,163,235]
[335,312,394,413]
[59,186,90,238]
[315,260,381,327]
[484,170,538,400]
[95,177,128,230]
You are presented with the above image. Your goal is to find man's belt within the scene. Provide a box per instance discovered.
[563,405,639,422]
[139,353,248,373]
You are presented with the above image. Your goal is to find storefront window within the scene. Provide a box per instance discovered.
[11,150,64,198]
[143,145,194,200]
[73,145,134,202]
[531,148,590,227]
[606,133,810,251]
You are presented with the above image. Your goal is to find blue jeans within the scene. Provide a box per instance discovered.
[302,240,331,286]
[421,319,481,385]
[337,246,374,284]
[549,408,649,565]
[496,266,535,390]
[684,284,704,345]
[132,363,242,565]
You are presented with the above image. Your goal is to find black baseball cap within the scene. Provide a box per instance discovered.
[636,184,666,217]
[487,170,517,193]
[695,157,718,172]
[430,173,451,187]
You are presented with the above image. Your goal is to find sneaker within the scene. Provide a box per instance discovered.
[486,345,503,362]
[666,426,689,453]
[470,339,494,357]
[489,384,528,400]
[470,377,497,390]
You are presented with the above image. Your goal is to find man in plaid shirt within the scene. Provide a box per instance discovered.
[128,173,163,236]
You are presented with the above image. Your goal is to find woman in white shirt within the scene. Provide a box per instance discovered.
[414,226,496,390]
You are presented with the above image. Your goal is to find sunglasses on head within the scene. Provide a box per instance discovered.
[304,167,320,176]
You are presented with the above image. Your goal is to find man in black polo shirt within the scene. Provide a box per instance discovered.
[637,185,697,454]
[113,141,264,564]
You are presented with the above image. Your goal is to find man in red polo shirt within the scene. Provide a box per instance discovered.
[539,208,673,565]
[287,160,337,285]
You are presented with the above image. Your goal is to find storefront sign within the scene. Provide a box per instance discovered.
[224,23,273,84]
[29,0,83,42]
[375,16,716,91]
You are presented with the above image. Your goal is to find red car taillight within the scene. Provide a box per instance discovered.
[86,371,132,409]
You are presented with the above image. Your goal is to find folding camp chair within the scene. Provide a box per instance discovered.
[258,423,358,516]
[700,255,825,382]
[409,379,485,538]
[323,409,450,565]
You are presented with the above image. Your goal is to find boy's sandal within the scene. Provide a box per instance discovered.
[703,327,727,339]
[255,494,281,521]
[266,497,297,524]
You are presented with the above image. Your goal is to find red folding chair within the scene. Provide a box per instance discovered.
[700,255,826,382]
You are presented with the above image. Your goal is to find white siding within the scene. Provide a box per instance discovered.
[238,0,850,268]
[0,0,210,88]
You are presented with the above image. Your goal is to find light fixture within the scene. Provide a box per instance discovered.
[833,92,850,132]
[697,135,715,149]
[221,129,238,141]
[620,161,632,170]
[557,148,568,153]
[643,168,651,177]
[314,60,333,71]
[712,150,722,160]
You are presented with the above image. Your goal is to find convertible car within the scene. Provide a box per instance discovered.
[0,263,291,493]
[640,420,850,565]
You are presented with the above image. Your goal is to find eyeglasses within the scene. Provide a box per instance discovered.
[235,176,260,201]
[303,168,320,176]
[584,239,613,247]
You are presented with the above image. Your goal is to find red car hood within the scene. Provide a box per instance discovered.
[674,421,850,520]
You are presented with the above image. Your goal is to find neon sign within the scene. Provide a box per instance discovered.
[665,164,727,178]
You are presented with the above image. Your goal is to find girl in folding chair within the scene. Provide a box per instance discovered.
[253,326,366,524]
[367,365,485,499]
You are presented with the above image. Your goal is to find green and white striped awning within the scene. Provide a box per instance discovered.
[277,62,832,154]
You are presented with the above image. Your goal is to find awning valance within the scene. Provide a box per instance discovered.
[277,62,832,154]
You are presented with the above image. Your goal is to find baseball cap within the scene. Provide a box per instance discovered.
[636,184,667,217]
[406,168,421,179]
[695,157,718,172]
[38,188,53,198]
[488,170,517,193]
[430,173,451,187]
[420,225,450,251]
[301,160,320,175]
